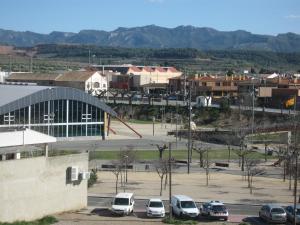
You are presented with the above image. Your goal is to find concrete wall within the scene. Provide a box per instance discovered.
[0,153,88,223]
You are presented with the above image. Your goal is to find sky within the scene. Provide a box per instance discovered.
[0,0,300,35]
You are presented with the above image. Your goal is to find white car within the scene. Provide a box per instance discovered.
[201,201,229,221]
[171,195,199,218]
[146,198,165,218]
[111,192,134,216]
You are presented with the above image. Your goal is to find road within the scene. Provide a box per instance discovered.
[105,99,296,115]
[52,138,227,151]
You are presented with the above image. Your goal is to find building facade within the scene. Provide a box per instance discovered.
[0,85,116,138]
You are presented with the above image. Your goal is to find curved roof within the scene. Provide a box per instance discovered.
[0,84,117,116]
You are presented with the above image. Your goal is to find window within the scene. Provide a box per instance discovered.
[103,83,106,88]
[93,82,100,88]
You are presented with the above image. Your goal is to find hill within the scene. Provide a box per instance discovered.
[1,25,300,52]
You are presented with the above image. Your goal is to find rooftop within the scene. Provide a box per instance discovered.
[55,71,98,82]
[7,72,60,81]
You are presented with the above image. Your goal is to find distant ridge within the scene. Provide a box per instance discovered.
[0,25,300,52]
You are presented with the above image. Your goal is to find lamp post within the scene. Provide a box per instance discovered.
[168,142,172,220]
[152,116,155,136]
[124,155,128,183]
[188,80,192,174]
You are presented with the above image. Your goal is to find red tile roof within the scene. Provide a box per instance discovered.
[143,66,154,72]
[129,66,141,72]
[165,67,179,73]
[155,67,167,72]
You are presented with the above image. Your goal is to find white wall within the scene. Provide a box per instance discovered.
[0,129,56,148]
[85,72,108,95]
[0,153,88,223]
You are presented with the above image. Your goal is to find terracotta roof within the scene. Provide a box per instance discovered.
[128,66,141,72]
[55,71,97,82]
[7,73,59,81]
[165,67,179,73]
[154,67,167,72]
[143,66,154,72]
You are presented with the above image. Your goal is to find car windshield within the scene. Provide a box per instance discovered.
[181,201,196,209]
[212,205,227,212]
[149,201,163,207]
[271,208,285,214]
[114,198,129,205]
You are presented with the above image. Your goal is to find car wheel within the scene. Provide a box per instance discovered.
[180,212,183,217]
[224,217,228,221]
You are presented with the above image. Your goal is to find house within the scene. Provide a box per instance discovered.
[5,72,59,85]
[90,64,182,90]
[55,71,107,95]
[5,71,108,95]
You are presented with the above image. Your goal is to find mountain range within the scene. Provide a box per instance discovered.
[1,25,300,52]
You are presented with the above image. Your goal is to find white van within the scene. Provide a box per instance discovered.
[111,192,134,215]
[171,195,199,218]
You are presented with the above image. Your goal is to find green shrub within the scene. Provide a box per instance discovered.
[88,169,98,188]
[0,216,58,225]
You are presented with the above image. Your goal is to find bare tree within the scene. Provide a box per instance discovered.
[154,159,169,196]
[192,141,208,168]
[118,145,137,183]
[152,144,168,159]
[111,161,122,194]
[203,148,212,186]
[232,126,255,172]
[245,158,265,194]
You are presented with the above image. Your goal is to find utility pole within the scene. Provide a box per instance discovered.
[176,94,178,149]
[30,56,33,73]
[188,80,192,174]
[152,116,155,136]
[9,55,12,72]
[293,94,298,225]
[183,69,187,104]
[168,142,172,220]
[88,49,91,65]
[251,80,255,137]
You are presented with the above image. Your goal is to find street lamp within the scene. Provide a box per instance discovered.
[124,155,128,183]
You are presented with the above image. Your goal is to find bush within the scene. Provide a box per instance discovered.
[88,169,98,188]
[0,216,58,225]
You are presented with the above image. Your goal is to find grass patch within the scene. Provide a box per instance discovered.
[0,216,58,225]
[89,149,274,161]
[162,218,197,225]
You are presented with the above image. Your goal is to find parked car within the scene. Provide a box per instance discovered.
[171,195,199,218]
[200,201,229,221]
[146,198,165,218]
[259,204,286,223]
[286,204,300,223]
[110,192,134,216]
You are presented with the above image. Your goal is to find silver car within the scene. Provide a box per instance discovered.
[285,205,300,223]
[259,204,287,223]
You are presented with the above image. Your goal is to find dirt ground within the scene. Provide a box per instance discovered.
[89,170,293,205]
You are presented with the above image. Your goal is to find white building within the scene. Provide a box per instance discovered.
[0,71,9,83]
[55,71,108,95]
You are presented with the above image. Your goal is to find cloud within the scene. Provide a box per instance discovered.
[285,14,300,19]
[146,0,165,3]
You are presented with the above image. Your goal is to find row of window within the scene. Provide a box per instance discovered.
[31,124,103,137]
[0,100,104,125]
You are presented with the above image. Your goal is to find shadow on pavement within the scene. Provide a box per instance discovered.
[90,208,136,218]
[243,216,266,225]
